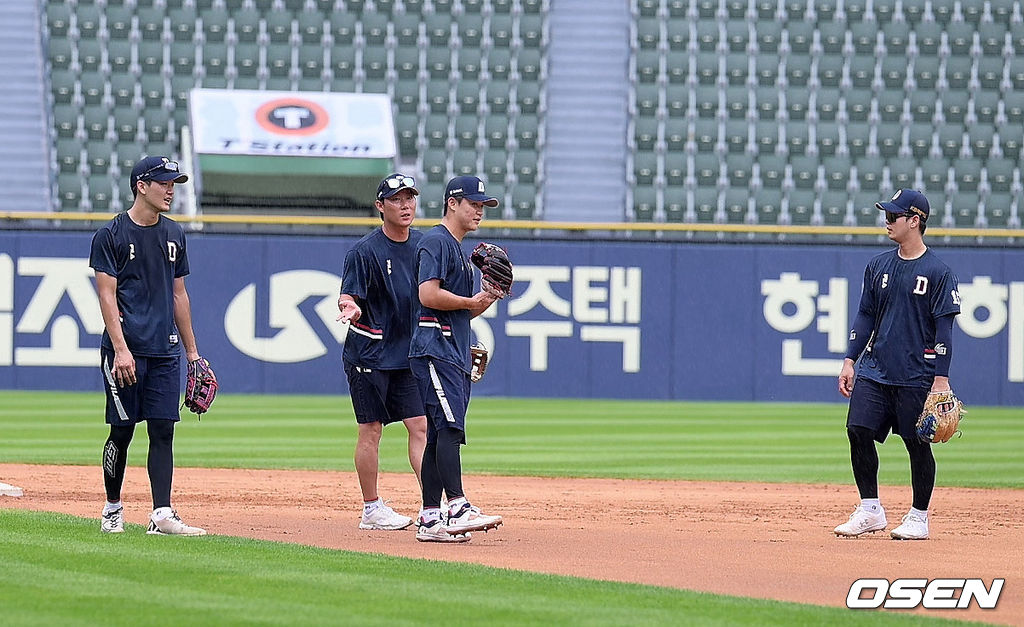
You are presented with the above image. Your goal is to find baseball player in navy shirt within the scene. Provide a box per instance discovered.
[337,173,427,531]
[89,156,207,536]
[408,176,503,542]
[835,189,961,540]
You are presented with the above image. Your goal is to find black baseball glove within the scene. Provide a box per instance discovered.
[471,242,514,298]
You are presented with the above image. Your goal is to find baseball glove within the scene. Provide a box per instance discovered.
[470,342,489,383]
[182,357,218,416]
[916,390,965,443]
[471,242,514,298]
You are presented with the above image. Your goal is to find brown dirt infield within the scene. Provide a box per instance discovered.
[1,464,1020,625]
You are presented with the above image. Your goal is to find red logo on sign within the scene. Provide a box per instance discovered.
[255,98,329,136]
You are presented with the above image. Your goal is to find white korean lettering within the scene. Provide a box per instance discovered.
[508,266,571,317]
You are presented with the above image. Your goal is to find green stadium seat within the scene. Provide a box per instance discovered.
[789,155,818,189]
[953,157,983,192]
[975,57,1004,91]
[843,89,870,123]
[907,122,932,158]
[54,104,78,139]
[373,0,396,14]
[137,6,165,41]
[486,48,511,81]
[85,174,112,210]
[632,118,658,151]
[484,79,510,114]
[462,0,484,13]
[664,152,685,186]
[756,20,782,54]
[457,48,483,81]
[454,15,482,48]
[723,188,750,223]
[490,15,513,48]
[786,119,810,156]
[515,116,540,150]
[516,82,540,115]
[395,112,418,156]
[817,22,845,57]
[879,57,906,90]
[204,42,229,78]
[170,75,194,111]
[822,155,851,192]
[914,22,941,56]
[982,193,1013,227]
[425,47,451,81]
[816,54,843,88]
[855,155,884,192]
[693,186,718,223]
[168,6,197,42]
[483,148,508,183]
[820,190,848,225]
[82,105,110,141]
[985,157,1015,194]
[881,22,908,56]
[979,22,1007,57]
[201,8,230,44]
[920,156,950,193]
[57,137,84,174]
[86,141,113,175]
[887,156,916,189]
[142,109,168,143]
[908,90,935,123]
[635,0,659,17]
[946,22,973,58]
[298,43,325,82]
[785,188,815,225]
[662,118,686,155]
[77,40,103,73]
[693,84,716,119]
[57,173,83,210]
[758,154,786,188]
[422,114,448,150]
[852,190,881,226]
[361,46,387,80]
[633,83,659,118]
[873,90,902,123]
[694,118,717,153]
[757,187,783,224]
[484,115,508,149]
[967,124,994,159]
[451,149,477,177]
[755,120,779,154]
[850,21,875,55]
[936,125,963,159]
[785,86,809,120]
[51,69,75,105]
[726,153,753,188]
[421,147,448,182]
[695,51,718,85]
[107,40,132,76]
[46,4,71,38]
[513,149,538,184]
[632,188,658,222]
[663,185,686,222]
[695,20,718,52]
[520,14,545,50]
[79,72,106,107]
[633,152,657,186]
[361,13,388,47]
[138,41,164,76]
[113,108,140,143]
[723,119,747,154]
[106,6,134,41]
[330,12,357,45]
[330,43,356,81]
[453,115,478,149]
[73,5,101,40]
[694,153,719,188]
[170,42,196,77]
[950,191,980,227]
[297,8,324,44]
[845,122,869,158]
[491,0,513,14]
[755,86,779,120]
[666,18,689,51]
[517,49,543,82]
[431,0,453,13]
[945,57,971,91]
[522,0,545,14]
[424,80,449,114]
[510,184,537,220]
[902,0,926,23]
[876,121,901,157]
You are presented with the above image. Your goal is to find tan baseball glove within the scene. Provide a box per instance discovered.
[470,342,489,383]
[915,390,965,443]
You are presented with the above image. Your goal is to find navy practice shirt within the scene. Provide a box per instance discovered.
[341,227,423,369]
[854,248,961,387]
[89,212,189,357]
[408,224,475,374]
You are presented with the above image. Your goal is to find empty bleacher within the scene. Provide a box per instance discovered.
[42,0,548,218]
[627,0,1024,228]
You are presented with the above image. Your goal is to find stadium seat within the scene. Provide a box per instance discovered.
[78,40,103,74]
[663,185,686,222]
[515,116,540,150]
[936,126,963,159]
[361,13,388,47]
[516,82,541,115]
[881,22,908,56]
[853,190,882,226]
[137,6,165,41]
[695,20,718,52]
[850,22,876,56]
[666,18,689,51]
[818,22,845,56]
[694,118,718,154]
[914,22,942,56]
[972,90,1000,125]
[786,21,813,54]
[724,119,747,154]
[985,157,1015,194]
[664,153,686,186]
[944,57,971,91]
[887,157,916,189]
[361,46,387,81]
[634,84,659,118]
[517,49,544,82]
[789,155,819,189]
[754,55,779,87]
[820,190,849,225]
[692,186,719,223]
[510,184,537,219]
[726,153,753,188]
[876,89,903,123]
[86,142,113,175]
[452,149,477,178]
[490,15,513,49]
[755,86,779,120]
[421,147,448,182]
[297,8,324,44]
[946,22,973,58]
[725,86,747,119]
[425,47,451,81]
[823,155,851,191]
[82,106,110,142]
[954,157,983,193]
[846,122,871,158]
[785,55,812,87]
[86,175,114,211]
[906,122,933,158]
[786,120,810,156]
[57,137,84,174]
[694,153,720,188]
[485,80,510,114]
[330,12,357,45]
[53,104,78,139]
[814,87,840,122]
[513,150,539,184]
[483,148,509,183]
[633,118,658,151]
[137,41,164,77]
[855,155,884,192]
[983,192,1013,227]
[754,120,779,154]
[844,89,872,122]
[912,56,939,90]
[920,157,950,193]
[967,124,994,159]
[879,57,907,91]
[395,113,418,156]
[633,152,657,186]
[484,115,509,149]
[785,188,815,225]
[695,51,718,85]
[758,154,786,188]
[950,191,981,227]
[57,173,83,210]
[423,114,449,149]
[979,22,1007,57]
[79,72,107,107]
[425,80,450,115]
[519,14,546,50]
[757,188,783,224]
[997,124,1023,157]
[723,188,751,223]
[632,188,658,222]
[876,121,901,158]
[458,49,483,81]
[693,84,717,119]
[909,91,935,123]
[169,6,197,42]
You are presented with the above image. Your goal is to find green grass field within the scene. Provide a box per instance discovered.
[1,390,1018,626]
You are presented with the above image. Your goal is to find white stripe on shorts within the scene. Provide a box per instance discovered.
[427,360,456,423]
[102,356,131,422]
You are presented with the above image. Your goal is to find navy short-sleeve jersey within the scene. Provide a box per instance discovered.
[89,213,189,357]
[408,225,475,373]
[855,248,961,387]
[341,228,423,369]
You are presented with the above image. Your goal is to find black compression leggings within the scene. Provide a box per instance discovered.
[420,426,465,509]
[102,421,175,509]
[847,425,935,510]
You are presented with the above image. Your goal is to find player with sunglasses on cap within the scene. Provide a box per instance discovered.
[337,173,428,531]
[835,189,962,540]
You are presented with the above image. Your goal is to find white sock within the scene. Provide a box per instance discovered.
[363,498,382,514]
[419,507,441,524]
[103,501,122,514]
[861,498,882,512]
[152,506,174,520]
[910,507,928,519]
[448,497,468,516]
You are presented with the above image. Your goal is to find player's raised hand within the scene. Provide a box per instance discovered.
[337,297,362,324]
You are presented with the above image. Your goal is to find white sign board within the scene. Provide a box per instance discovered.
[189,89,396,159]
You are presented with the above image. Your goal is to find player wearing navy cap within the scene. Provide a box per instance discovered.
[409,176,502,542]
[337,173,427,531]
[835,189,961,540]
[89,156,207,536]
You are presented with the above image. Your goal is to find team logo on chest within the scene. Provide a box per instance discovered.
[167,241,178,263]
[386,259,392,275]
[913,276,928,295]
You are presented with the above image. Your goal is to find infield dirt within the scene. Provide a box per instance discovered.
[2,464,1021,625]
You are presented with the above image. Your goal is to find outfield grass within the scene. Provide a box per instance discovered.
[0,391,1020,488]
[0,509,975,627]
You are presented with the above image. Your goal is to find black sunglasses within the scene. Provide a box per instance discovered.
[885,211,909,224]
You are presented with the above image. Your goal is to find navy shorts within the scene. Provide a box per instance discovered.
[344,363,425,425]
[846,377,930,443]
[410,356,471,445]
[101,348,180,424]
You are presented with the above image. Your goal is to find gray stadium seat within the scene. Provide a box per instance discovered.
[955,158,983,192]
[723,188,750,223]
[876,89,903,123]
[936,125,963,159]
[423,114,449,149]
[789,155,819,189]
[983,192,1013,227]
[664,153,686,186]
[881,22,908,55]
[664,185,686,222]
[693,187,719,223]
[758,154,786,188]
[920,157,950,193]
[633,118,658,151]
[757,187,783,224]
[58,173,83,210]
[514,116,539,150]
[997,124,1024,156]
[487,49,511,81]
[856,155,884,192]
[985,158,1015,194]
[755,120,779,154]
[458,49,483,81]
[633,152,657,186]
[914,23,942,56]
[846,122,871,158]
[510,184,537,219]
[785,188,815,225]
[853,190,882,226]
[513,150,538,184]
[823,155,851,191]
[726,153,753,188]
[844,89,872,122]
[632,188,657,222]
[876,121,901,157]
[887,157,916,189]
[755,86,779,120]
[330,12,357,45]
[950,191,980,227]
[361,13,388,47]
[452,149,477,177]
[421,148,447,182]
[815,120,838,156]
[694,153,719,188]
[483,148,509,182]
[967,124,994,159]
[820,190,849,225]
[906,122,932,158]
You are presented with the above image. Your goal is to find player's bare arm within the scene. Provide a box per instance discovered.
[173,277,200,362]
[337,293,362,323]
[419,279,496,317]
[95,271,136,387]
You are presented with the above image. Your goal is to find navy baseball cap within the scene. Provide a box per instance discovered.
[445,175,499,207]
[376,173,419,200]
[130,156,188,193]
[876,188,930,219]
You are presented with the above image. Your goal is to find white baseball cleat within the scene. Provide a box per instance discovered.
[834,505,887,537]
[147,509,206,536]
[415,518,471,543]
[101,506,124,534]
[891,512,929,540]
[359,502,413,531]
[447,503,502,534]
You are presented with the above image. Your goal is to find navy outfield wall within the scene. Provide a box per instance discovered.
[1,230,1022,405]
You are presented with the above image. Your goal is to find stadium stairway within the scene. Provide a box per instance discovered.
[0,1,51,212]
[544,0,629,220]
